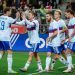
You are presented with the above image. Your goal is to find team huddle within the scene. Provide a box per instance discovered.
[0,7,75,73]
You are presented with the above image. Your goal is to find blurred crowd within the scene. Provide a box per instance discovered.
[0,0,75,33]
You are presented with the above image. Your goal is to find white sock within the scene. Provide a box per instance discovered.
[51,59,56,69]
[7,54,12,71]
[59,56,68,65]
[45,57,51,70]
[66,54,72,70]
[37,61,43,70]
[24,61,31,70]
[0,53,3,60]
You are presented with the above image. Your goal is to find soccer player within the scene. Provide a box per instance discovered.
[45,11,61,72]
[0,7,19,73]
[16,11,43,72]
[63,9,75,72]
[50,10,68,70]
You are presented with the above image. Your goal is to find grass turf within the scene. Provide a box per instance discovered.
[0,52,75,75]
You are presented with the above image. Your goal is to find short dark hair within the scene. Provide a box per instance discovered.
[46,11,54,16]
[65,9,75,16]
[3,7,11,14]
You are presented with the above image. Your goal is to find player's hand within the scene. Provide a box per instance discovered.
[68,37,71,42]
[25,29,27,33]
[16,12,20,19]
[46,37,50,45]
[21,12,26,20]
[61,40,65,44]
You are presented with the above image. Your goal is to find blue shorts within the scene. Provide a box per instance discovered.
[0,41,11,50]
[46,46,62,54]
[60,44,66,51]
[65,42,75,51]
[30,43,39,52]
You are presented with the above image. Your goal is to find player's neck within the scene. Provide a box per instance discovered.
[56,18,61,21]
[51,18,54,22]
[70,15,74,19]
[4,14,8,16]
[30,18,34,21]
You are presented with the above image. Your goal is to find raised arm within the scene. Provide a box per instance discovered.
[16,20,25,25]
[22,13,37,27]
[25,19,36,27]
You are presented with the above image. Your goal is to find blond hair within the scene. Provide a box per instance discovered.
[55,9,62,15]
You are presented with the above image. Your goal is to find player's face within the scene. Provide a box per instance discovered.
[65,12,70,19]
[28,13,34,20]
[46,14,51,22]
[54,11,60,19]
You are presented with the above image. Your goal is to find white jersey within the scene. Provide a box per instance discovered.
[57,19,66,42]
[0,15,16,41]
[68,17,75,42]
[48,20,61,47]
[16,19,40,44]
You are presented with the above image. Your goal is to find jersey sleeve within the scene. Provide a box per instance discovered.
[8,17,17,24]
[25,19,36,27]
[62,20,67,28]
[16,20,25,25]
[54,22,59,29]
[48,21,58,33]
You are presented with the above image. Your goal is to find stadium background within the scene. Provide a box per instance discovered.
[0,0,75,75]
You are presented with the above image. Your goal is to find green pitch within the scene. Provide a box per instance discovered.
[0,52,75,75]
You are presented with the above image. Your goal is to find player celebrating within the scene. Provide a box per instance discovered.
[0,7,19,73]
[16,11,43,72]
[50,10,68,70]
[45,12,61,72]
[63,9,75,72]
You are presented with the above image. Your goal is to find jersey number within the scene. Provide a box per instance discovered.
[1,21,5,30]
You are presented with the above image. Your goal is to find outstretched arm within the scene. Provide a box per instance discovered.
[22,13,36,27]
[16,20,25,25]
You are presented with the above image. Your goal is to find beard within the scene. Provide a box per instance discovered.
[47,18,51,22]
